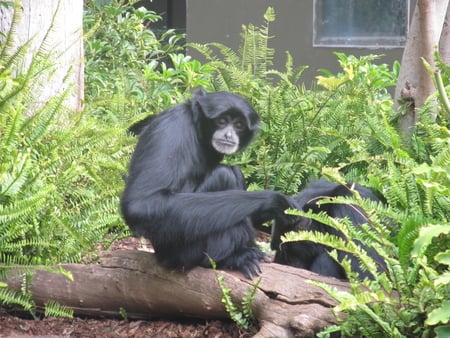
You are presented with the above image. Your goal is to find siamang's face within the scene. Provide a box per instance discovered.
[211,112,247,155]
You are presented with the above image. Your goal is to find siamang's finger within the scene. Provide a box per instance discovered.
[241,266,254,279]
[255,250,270,263]
[252,248,270,263]
[261,254,271,263]
[241,260,262,279]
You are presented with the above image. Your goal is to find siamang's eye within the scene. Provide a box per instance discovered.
[234,119,246,131]
[215,117,228,126]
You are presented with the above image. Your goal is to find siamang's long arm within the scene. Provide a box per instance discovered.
[121,189,295,240]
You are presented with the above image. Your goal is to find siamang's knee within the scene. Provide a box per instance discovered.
[197,165,246,192]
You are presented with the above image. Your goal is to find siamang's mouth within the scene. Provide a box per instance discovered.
[212,138,239,155]
[217,139,237,146]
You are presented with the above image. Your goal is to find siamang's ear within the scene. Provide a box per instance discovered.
[190,88,209,122]
[191,90,229,120]
[192,87,207,98]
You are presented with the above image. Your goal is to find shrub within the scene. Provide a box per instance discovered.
[0,1,130,314]
[84,0,213,127]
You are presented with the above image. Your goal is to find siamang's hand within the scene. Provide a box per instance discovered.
[253,192,301,226]
[241,247,270,279]
[223,247,270,279]
[276,194,314,231]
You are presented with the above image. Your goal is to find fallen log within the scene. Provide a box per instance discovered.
[5,250,350,337]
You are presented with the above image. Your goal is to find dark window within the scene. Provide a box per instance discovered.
[314,0,410,47]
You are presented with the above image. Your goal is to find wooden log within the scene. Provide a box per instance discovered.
[5,250,349,337]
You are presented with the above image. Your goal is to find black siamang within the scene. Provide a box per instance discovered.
[271,180,385,280]
[121,89,298,279]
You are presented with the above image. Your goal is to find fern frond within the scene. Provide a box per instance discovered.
[22,88,70,143]
[44,300,73,318]
[0,186,54,224]
[432,144,450,167]
[0,285,34,311]
[204,42,241,68]
[0,0,23,63]
[186,42,217,62]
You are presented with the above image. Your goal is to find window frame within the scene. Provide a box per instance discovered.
[313,0,411,48]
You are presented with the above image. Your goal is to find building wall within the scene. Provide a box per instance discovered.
[186,0,407,87]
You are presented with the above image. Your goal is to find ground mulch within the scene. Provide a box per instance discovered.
[0,313,250,338]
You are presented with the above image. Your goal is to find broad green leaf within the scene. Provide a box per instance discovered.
[435,251,450,265]
[435,326,450,338]
[412,225,450,258]
[426,301,450,325]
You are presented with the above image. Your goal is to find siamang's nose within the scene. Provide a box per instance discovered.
[225,127,233,140]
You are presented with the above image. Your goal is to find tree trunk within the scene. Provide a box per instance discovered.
[439,5,450,64]
[5,250,350,338]
[395,0,449,136]
[0,0,84,111]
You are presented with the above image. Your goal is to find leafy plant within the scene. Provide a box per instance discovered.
[282,56,450,336]
[190,11,399,195]
[44,300,74,318]
[285,181,449,337]
[0,1,130,315]
[209,258,259,331]
[84,0,213,127]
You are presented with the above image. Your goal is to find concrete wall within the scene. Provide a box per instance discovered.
[186,0,406,87]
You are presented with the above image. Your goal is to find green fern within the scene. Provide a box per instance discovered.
[209,258,258,331]
[188,7,275,95]
[0,1,130,316]
[289,56,450,336]
[239,7,275,78]
[44,300,73,318]
[0,284,35,314]
[284,197,394,282]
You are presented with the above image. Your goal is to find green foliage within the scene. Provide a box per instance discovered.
[119,307,128,321]
[44,300,74,318]
[0,277,35,316]
[188,6,276,95]
[190,10,397,195]
[286,190,449,337]
[2,2,448,334]
[283,59,450,336]
[0,1,130,315]
[80,5,448,336]
[81,5,449,335]
[196,9,450,336]
[209,259,259,331]
[84,0,213,126]
[422,52,450,122]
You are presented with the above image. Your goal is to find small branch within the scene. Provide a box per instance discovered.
[434,70,450,118]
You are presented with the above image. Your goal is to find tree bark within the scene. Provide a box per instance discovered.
[395,0,449,136]
[439,4,450,64]
[5,250,350,338]
[0,0,84,112]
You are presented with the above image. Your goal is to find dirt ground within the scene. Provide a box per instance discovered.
[0,235,274,338]
[0,313,250,338]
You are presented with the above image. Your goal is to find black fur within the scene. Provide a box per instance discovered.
[121,90,298,279]
[271,180,385,280]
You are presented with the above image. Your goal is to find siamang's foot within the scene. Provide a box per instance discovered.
[220,246,269,279]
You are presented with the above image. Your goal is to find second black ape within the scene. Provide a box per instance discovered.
[121,90,298,279]
[271,180,385,280]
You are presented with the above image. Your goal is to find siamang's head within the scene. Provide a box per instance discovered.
[192,89,260,155]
